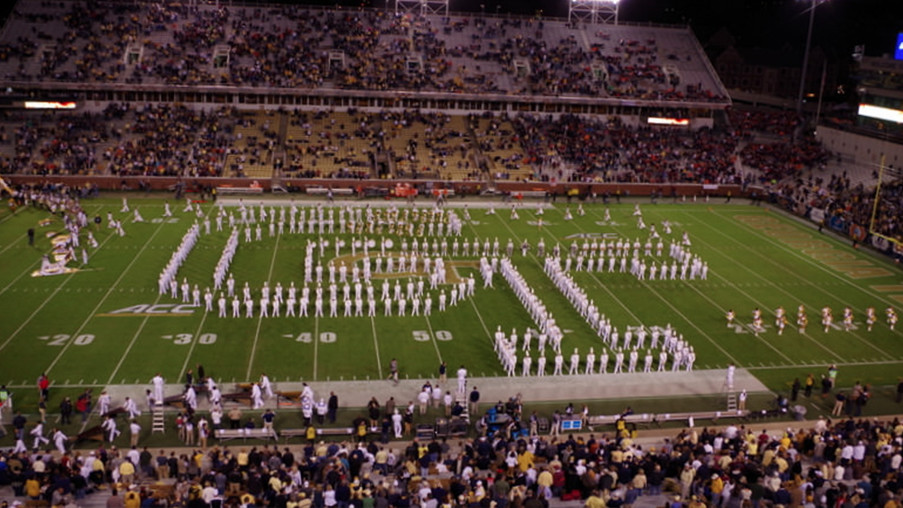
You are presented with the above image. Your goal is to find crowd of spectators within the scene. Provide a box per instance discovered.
[769,167,903,244]
[722,107,903,243]
[510,114,747,185]
[0,104,243,177]
[0,2,728,102]
[3,410,903,508]
[0,106,829,186]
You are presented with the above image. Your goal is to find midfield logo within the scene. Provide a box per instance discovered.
[98,304,197,317]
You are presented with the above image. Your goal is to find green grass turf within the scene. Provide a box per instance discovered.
[1,195,903,440]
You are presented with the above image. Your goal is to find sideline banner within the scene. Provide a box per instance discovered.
[870,235,890,252]
[828,215,846,232]
[808,208,825,223]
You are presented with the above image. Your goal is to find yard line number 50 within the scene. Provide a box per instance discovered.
[412,330,453,341]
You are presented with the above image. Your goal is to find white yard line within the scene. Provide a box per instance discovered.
[746,358,903,370]
[518,207,648,324]
[44,220,169,374]
[0,211,19,225]
[109,208,218,385]
[467,298,497,348]
[0,230,119,355]
[106,293,166,385]
[313,313,320,381]
[0,254,42,297]
[674,211,845,361]
[0,205,104,298]
[703,210,897,359]
[216,197,553,211]
[423,315,444,364]
[178,310,211,383]
[572,208,743,365]
[370,317,383,379]
[579,206,796,364]
[0,232,26,256]
[713,209,903,317]
[245,232,282,381]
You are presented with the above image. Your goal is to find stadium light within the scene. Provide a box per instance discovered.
[796,0,827,114]
[395,0,448,16]
[568,0,619,25]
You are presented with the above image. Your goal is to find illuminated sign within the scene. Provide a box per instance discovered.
[858,104,903,124]
[896,33,903,61]
[24,101,77,110]
[647,117,690,126]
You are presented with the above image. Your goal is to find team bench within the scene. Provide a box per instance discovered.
[305,187,354,196]
[216,186,263,195]
[585,410,749,430]
[280,429,309,441]
[316,427,353,436]
[313,426,380,437]
[514,190,548,199]
[214,428,277,442]
[586,413,654,429]
[654,410,749,426]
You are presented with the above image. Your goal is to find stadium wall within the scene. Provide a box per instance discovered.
[72,99,716,130]
[2,174,742,199]
[816,126,903,169]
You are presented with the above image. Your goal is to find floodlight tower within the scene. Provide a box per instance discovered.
[796,0,827,114]
[395,0,449,16]
[569,0,619,26]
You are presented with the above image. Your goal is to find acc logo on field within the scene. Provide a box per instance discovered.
[98,304,196,317]
[564,232,619,240]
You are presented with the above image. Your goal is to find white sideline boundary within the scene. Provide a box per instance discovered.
[216,197,554,210]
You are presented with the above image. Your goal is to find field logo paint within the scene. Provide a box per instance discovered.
[593,221,623,227]
[99,304,196,316]
[565,232,620,240]
[734,215,893,279]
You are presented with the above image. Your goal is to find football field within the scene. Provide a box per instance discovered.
[2,194,903,415]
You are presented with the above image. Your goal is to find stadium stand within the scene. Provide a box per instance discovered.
[0,2,729,103]
[2,1,901,246]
